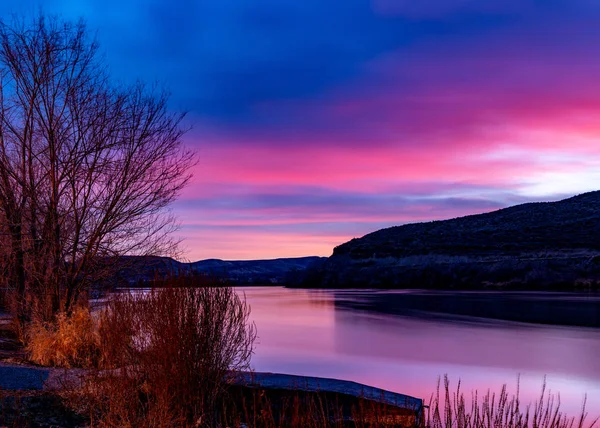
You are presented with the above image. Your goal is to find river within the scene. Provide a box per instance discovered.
[238,286,600,417]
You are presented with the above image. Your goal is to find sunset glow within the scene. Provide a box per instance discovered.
[8,0,600,260]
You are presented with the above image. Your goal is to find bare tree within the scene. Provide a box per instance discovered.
[0,15,195,321]
[0,211,10,308]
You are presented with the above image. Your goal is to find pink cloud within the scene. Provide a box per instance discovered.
[177,20,600,259]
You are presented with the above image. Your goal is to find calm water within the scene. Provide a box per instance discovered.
[238,287,600,416]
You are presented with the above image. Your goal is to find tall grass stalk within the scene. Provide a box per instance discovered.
[426,375,598,428]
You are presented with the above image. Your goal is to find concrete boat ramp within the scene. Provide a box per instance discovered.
[0,364,422,407]
[0,363,423,422]
[234,371,423,413]
[0,362,86,391]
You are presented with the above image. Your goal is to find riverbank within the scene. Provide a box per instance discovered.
[2,291,598,427]
[0,361,422,427]
[1,357,595,428]
[0,315,422,426]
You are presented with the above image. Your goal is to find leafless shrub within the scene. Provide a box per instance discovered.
[80,284,256,426]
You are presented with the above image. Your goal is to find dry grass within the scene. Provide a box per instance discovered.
[425,376,598,428]
[25,306,100,368]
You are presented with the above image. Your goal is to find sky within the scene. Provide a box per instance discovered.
[3,1,600,260]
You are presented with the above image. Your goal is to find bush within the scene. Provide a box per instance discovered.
[84,285,256,426]
[26,306,100,368]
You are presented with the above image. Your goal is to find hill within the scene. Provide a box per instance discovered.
[112,256,325,286]
[315,191,600,290]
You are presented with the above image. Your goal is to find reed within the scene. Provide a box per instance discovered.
[425,375,598,428]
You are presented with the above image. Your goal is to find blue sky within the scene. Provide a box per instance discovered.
[4,1,600,259]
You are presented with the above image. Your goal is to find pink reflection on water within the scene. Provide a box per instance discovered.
[239,287,600,417]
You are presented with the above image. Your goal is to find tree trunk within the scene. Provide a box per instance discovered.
[10,223,28,325]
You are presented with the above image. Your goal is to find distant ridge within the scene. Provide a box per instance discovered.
[315,191,600,290]
[113,256,325,286]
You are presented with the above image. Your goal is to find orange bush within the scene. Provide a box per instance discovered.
[26,306,100,368]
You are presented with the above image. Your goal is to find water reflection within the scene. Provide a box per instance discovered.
[239,287,600,416]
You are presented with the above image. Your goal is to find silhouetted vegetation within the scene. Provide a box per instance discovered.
[425,376,597,428]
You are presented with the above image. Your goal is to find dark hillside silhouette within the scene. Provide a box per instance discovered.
[315,191,600,289]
